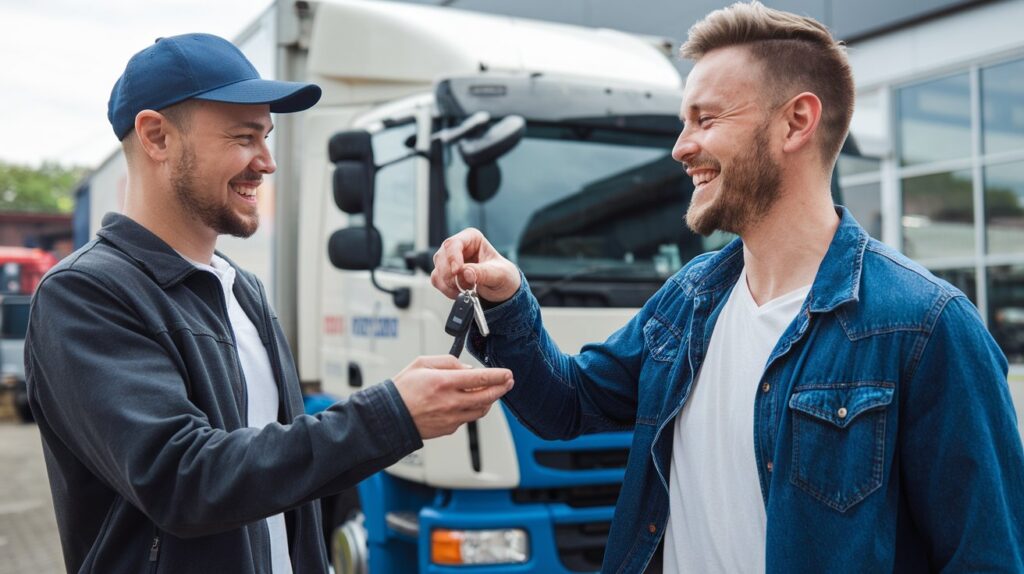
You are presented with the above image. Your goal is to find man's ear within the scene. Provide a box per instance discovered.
[134,110,175,162]
[780,92,822,155]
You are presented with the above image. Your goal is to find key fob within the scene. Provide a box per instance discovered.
[445,293,476,336]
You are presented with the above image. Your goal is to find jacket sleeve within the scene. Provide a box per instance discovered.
[26,268,422,538]
[467,272,674,440]
[899,295,1024,571]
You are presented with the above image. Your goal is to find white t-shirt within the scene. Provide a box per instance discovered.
[193,255,293,574]
[663,267,810,573]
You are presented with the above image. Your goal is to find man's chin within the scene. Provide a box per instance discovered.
[217,216,259,239]
[685,205,718,237]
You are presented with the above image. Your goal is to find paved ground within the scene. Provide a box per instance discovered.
[0,422,62,574]
[1,377,1022,573]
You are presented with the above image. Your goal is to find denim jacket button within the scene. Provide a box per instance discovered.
[766,461,774,472]
[762,383,771,393]
[648,523,657,534]
[837,407,848,419]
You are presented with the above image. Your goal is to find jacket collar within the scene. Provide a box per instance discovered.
[95,212,204,288]
[684,206,868,313]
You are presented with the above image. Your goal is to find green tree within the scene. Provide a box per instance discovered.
[0,160,87,214]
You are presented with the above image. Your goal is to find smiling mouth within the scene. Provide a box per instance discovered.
[692,170,720,190]
[230,181,260,199]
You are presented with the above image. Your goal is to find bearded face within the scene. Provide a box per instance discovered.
[171,138,261,239]
[684,123,782,237]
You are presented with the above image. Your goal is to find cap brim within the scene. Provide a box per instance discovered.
[194,78,321,113]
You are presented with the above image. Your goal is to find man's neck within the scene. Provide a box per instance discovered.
[122,176,218,265]
[738,184,839,306]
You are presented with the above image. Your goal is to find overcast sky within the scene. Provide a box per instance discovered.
[0,0,274,170]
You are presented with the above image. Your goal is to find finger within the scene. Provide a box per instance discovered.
[465,378,514,409]
[446,368,513,390]
[430,268,459,299]
[415,355,473,370]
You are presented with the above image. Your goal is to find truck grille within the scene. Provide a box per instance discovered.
[512,483,621,508]
[554,521,610,572]
[534,448,629,471]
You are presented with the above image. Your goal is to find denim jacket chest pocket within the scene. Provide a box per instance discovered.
[642,314,682,363]
[788,382,895,512]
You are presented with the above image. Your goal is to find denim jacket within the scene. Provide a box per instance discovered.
[470,208,1024,573]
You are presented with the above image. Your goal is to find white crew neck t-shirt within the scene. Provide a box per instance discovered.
[191,254,293,574]
[663,267,810,573]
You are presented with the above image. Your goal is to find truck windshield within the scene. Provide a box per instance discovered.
[445,121,728,296]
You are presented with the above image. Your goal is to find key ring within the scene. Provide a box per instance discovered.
[455,274,476,295]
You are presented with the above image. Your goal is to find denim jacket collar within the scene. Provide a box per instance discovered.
[679,206,868,313]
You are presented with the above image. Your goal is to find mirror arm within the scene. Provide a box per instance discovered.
[369,268,411,309]
[375,149,429,171]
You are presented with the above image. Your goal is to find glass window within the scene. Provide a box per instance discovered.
[901,170,975,260]
[842,181,882,239]
[982,58,1024,156]
[838,154,881,177]
[988,265,1024,364]
[1,297,30,339]
[984,161,1024,256]
[445,122,699,283]
[0,263,21,295]
[931,267,978,305]
[372,122,418,270]
[898,74,971,166]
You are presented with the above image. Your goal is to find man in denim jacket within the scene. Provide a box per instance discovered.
[432,2,1024,572]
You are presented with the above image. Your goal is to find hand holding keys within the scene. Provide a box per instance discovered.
[446,277,489,358]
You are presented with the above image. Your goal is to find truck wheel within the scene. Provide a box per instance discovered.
[332,511,369,574]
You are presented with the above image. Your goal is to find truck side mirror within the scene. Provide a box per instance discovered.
[327,227,381,271]
[329,130,375,214]
[458,115,525,168]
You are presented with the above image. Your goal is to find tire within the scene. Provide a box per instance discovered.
[323,489,365,574]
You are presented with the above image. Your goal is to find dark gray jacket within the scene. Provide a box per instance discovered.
[25,213,422,573]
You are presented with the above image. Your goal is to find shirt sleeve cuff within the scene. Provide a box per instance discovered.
[363,380,423,453]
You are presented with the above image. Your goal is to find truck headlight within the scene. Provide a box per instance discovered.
[431,528,529,565]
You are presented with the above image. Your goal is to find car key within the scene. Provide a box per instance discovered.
[446,289,475,357]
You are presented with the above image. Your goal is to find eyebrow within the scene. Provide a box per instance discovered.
[232,121,274,134]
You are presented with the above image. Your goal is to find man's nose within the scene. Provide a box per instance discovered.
[253,141,276,174]
[672,132,698,165]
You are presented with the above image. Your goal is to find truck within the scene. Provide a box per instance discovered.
[78,0,823,571]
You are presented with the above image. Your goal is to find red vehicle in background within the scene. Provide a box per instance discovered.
[0,246,54,422]
[0,246,57,295]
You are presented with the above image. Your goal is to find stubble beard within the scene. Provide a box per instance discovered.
[685,128,782,237]
[172,142,259,239]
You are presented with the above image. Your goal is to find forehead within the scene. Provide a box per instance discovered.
[682,46,765,111]
[192,100,273,130]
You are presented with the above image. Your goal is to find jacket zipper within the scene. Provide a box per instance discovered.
[256,280,290,421]
[149,533,161,566]
[208,272,250,425]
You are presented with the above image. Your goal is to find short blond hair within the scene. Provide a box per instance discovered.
[681,1,854,165]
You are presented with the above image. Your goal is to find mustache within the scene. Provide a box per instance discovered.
[683,155,721,172]
[230,171,263,185]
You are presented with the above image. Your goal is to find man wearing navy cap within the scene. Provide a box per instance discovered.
[25,33,514,573]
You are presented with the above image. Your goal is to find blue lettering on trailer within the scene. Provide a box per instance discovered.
[351,316,399,338]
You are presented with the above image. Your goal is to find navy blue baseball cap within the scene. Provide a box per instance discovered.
[108,33,321,140]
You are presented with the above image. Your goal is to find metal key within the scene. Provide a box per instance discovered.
[469,288,490,338]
